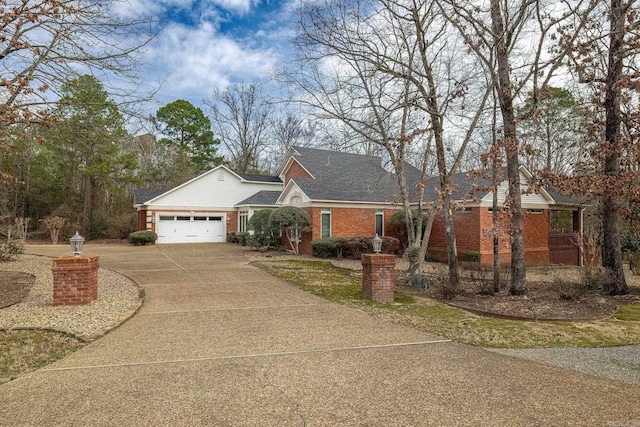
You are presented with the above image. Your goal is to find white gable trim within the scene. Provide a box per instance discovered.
[518,165,555,203]
[478,169,553,209]
[277,149,315,180]
[277,179,311,205]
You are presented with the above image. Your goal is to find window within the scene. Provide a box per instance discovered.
[460,207,473,213]
[194,216,207,221]
[375,210,384,236]
[321,208,331,238]
[176,216,190,221]
[208,216,222,221]
[527,209,543,214]
[159,215,174,221]
[239,211,249,232]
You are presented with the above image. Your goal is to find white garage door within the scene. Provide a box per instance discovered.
[156,215,225,243]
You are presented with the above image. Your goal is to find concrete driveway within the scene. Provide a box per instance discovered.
[1,243,638,426]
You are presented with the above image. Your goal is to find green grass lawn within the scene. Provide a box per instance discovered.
[0,331,83,384]
[254,259,640,348]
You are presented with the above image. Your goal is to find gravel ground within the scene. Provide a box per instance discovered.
[0,255,143,341]
[488,345,640,384]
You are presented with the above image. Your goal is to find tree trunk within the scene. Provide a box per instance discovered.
[602,0,628,295]
[442,192,460,289]
[415,211,436,273]
[490,0,527,295]
[492,163,500,293]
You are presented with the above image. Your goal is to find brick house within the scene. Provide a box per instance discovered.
[134,146,583,265]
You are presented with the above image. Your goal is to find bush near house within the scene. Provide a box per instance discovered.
[463,251,482,262]
[0,241,24,261]
[128,230,157,246]
[247,209,279,248]
[311,238,337,258]
[311,236,400,259]
[228,232,250,246]
[389,209,430,249]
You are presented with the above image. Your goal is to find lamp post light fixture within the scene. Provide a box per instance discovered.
[70,231,85,256]
[372,233,383,253]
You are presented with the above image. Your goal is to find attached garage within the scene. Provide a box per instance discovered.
[156,215,225,244]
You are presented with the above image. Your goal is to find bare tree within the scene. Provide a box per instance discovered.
[441,0,596,295]
[206,82,273,173]
[553,0,640,295]
[0,0,155,128]
[292,0,490,283]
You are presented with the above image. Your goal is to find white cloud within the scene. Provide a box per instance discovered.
[145,21,277,103]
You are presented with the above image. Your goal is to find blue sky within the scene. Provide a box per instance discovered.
[115,0,298,113]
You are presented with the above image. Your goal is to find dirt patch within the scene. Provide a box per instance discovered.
[282,249,640,322]
[400,268,640,321]
[0,271,35,309]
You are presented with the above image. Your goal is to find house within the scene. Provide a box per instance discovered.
[133,166,282,243]
[134,146,583,265]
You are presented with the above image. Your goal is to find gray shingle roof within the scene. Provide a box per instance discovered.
[290,146,423,203]
[421,168,581,205]
[236,190,282,206]
[134,188,168,205]
[238,173,282,183]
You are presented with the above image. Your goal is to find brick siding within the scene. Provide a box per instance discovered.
[285,160,312,184]
[298,207,394,256]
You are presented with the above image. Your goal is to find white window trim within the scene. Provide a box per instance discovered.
[238,210,249,232]
[375,210,384,236]
[321,208,331,238]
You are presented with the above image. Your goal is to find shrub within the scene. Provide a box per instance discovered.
[345,236,369,259]
[269,206,311,254]
[248,210,279,247]
[0,241,24,262]
[463,251,482,262]
[631,251,640,275]
[333,236,349,259]
[312,238,337,258]
[380,236,401,255]
[389,209,430,249]
[312,236,401,259]
[128,230,158,246]
[621,233,640,253]
[227,232,237,243]
[236,232,250,246]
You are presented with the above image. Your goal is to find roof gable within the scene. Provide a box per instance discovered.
[278,146,423,203]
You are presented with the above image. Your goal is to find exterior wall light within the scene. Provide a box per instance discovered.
[70,231,85,256]
[372,233,383,253]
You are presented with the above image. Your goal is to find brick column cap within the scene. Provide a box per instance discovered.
[362,254,396,266]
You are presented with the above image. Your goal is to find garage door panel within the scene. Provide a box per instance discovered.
[157,216,224,243]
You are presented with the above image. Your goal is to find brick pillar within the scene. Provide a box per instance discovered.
[362,254,396,304]
[52,256,99,306]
